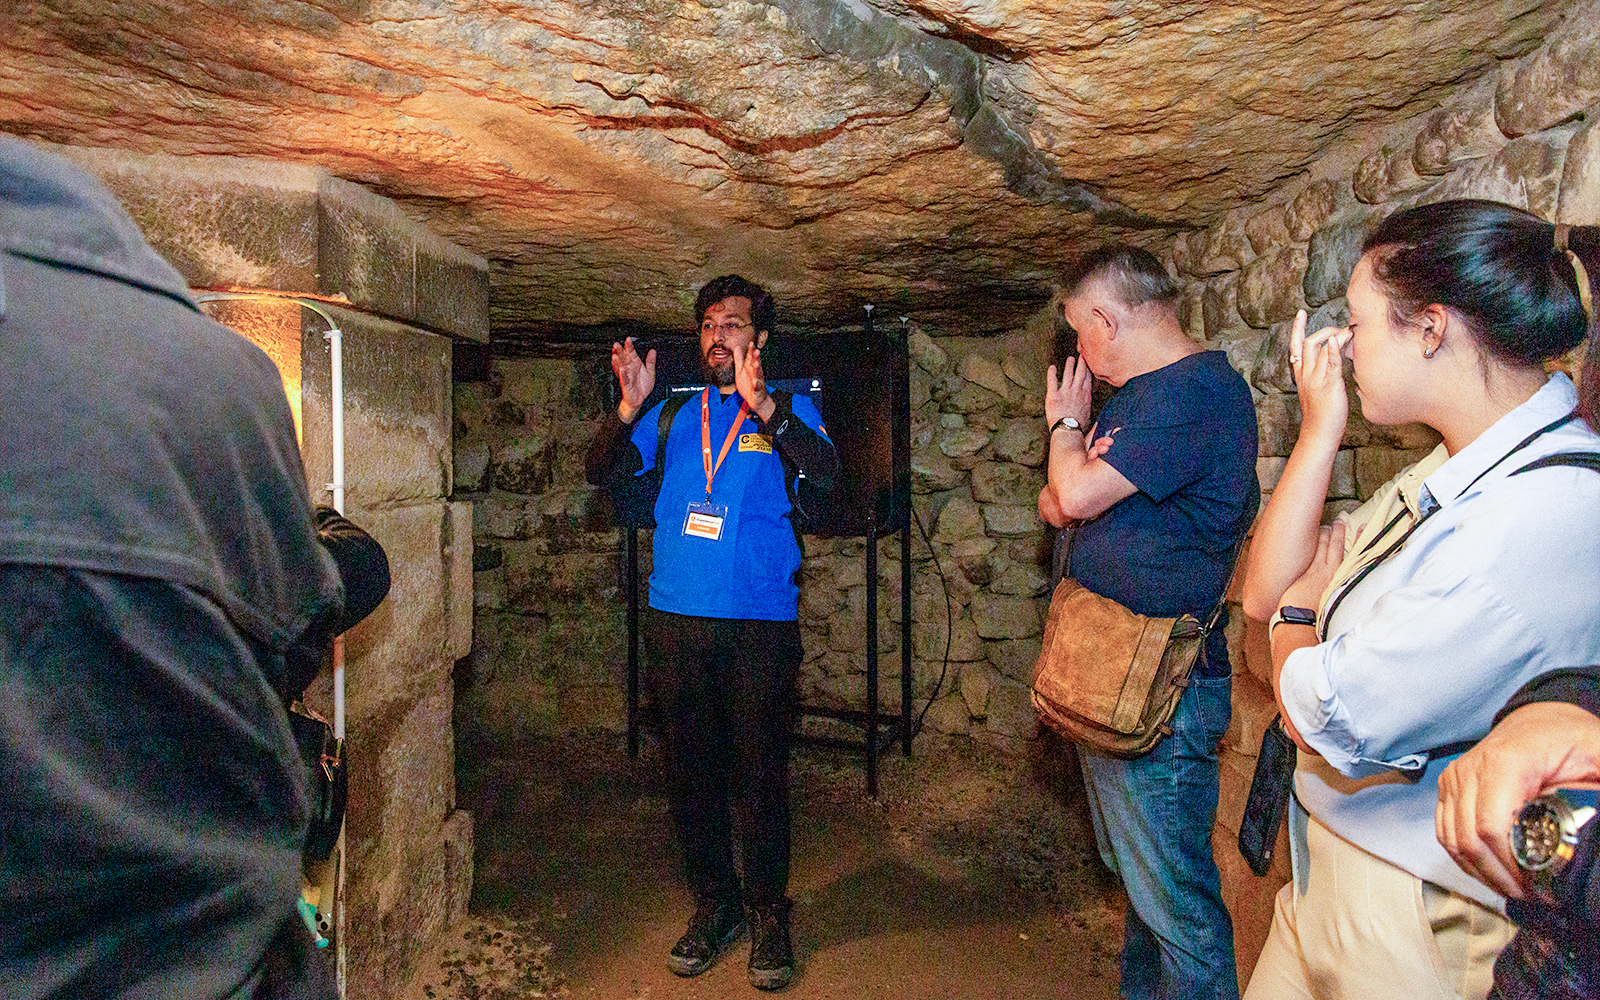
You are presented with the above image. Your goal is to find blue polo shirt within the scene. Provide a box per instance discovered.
[630,388,829,621]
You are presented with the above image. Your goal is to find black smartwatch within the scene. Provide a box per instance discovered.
[1270,605,1318,633]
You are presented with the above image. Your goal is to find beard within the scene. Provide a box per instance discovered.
[701,349,735,387]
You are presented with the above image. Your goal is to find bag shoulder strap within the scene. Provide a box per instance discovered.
[652,391,692,476]
[1511,451,1600,476]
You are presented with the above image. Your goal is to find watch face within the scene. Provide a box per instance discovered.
[1513,795,1580,873]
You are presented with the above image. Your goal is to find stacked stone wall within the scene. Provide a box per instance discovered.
[1166,6,1600,986]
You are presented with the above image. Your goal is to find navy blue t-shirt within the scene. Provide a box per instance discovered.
[1068,351,1259,674]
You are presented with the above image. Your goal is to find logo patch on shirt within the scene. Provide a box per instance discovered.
[738,433,773,454]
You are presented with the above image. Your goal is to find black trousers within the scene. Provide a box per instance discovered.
[643,609,802,908]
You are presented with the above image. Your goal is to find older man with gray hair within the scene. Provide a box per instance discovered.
[1038,244,1259,1000]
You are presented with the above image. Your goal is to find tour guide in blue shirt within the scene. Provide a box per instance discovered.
[585,275,837,991]
[1038,245,1259,1000]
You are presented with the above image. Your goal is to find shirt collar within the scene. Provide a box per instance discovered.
[1420,374,1579,510]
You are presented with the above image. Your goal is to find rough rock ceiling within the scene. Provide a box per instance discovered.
[0,1,1564,345]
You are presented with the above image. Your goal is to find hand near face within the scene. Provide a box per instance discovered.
[732,342,775,421]
[1044,356,1093,431]
[1289,309,1352,446]
[612,337,657,423]
[1437,702,1600,900]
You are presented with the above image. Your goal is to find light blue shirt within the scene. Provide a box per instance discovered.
[1282,375,1600,907]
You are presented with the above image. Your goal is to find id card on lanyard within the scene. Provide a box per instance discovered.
[684,387,748,542]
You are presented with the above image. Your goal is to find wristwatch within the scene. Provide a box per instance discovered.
[1269,605,1318,633]
[1512,788,1599,880]
[1050,416,1083,435]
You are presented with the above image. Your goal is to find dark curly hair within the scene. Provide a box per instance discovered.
[694,274,776,335]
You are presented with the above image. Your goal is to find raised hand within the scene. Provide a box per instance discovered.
[611,336,656,422]
[1044,356,1093,431]
[1289,309,1351,446]
[732,342,776,422]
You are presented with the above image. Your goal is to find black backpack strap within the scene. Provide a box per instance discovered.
[653,391,692,476]
[768,389,806,555]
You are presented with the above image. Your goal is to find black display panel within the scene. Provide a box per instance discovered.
[603,319,909,539]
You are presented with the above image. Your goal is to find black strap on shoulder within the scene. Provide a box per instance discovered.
[653,391,692,475]
[1511,451,1600,476]
[768,390,807,554]
[1400,443,1600,777]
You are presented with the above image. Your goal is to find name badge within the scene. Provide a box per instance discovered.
[738,432,773,454]
[683,500,728,541]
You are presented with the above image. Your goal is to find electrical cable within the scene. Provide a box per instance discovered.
[909,502,953,738]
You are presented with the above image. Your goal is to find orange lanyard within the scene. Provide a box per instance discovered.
[700,387,749,499]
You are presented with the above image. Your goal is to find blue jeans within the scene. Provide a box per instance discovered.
[1080,674,1239,1000]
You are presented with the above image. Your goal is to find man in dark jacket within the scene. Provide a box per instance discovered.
[1438,667,1600,1000]
[0,135,345,999]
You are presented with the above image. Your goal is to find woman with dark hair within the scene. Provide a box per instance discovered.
[1239,199,1600,1000]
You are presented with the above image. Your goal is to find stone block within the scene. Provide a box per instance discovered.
[300,307,451,507]
[441,808,474,927]
[53,144,323,292]
[1329,448,1358,500]
[1245,203,1293,255]
[1198,211,1255,274]
[1256,393,1301,458]
[988,560,1050,598]
[1001,352,1043,393]
[560,684,626,730]
[51,144,489,342]
[937,421,992,459]
[1213,328,1267,384]
[983,676,1038,740]
[343,502,452,722]
[909,326,949,374]
[960,661,997,718]
[912,450,967,494]
[1496,18,1600,139]
[1250,319,1295,394]
[1241,613,1274,691]
[970,461,1043,507]
[1202,272,1242,341]
[1285,179,1341,243]
[960,352,1014,399]
[980,503,1039,536]
[1238,246,1308,330]
[1557,116,1600,225]
[1429,128,1576,220]
[1256,457,1288,493]
[953,537,1000,586]
[1413,77,1504,176]
[1355,446,1436,500]
[987,637,1041,684]
[445,502,474,661]
[1353,141,1427,205]
[990,418,1046,467]
[970,593,1043,640]
[913,613,986,663]
[921,692,972,735]
[1179,281,1208,342]
[933,495,984,543]
[1304,209,1380,308]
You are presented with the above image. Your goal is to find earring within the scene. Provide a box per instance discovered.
[1423,344,1437,359]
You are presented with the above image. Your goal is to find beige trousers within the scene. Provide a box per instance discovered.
[1244,815,1515,1000]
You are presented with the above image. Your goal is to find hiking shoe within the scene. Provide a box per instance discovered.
[747,899,795,991]
[667,898,745,977]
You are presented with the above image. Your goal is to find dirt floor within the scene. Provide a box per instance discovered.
[403,727,1126,1000]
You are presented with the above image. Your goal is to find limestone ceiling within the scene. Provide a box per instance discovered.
[0,1,1566,344]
